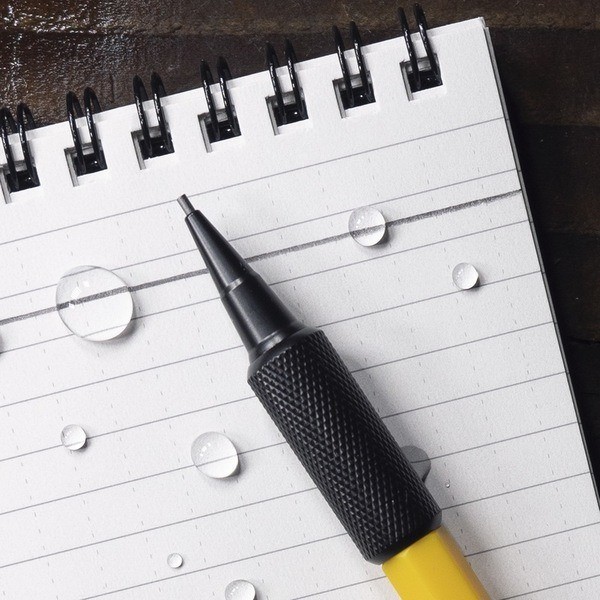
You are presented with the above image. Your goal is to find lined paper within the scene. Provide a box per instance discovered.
[0,17,598,599]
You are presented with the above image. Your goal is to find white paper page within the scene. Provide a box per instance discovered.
[0,17,598,600]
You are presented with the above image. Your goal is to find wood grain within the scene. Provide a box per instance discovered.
[0,15,598,128]
[1,0,599,473]
[2,0,599,35]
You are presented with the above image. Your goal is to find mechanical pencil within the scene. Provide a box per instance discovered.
[177,194,490,599]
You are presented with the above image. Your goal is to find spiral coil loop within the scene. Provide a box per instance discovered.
[399,3,442,92]
[133,72,174,159]
[333,21,375,110]
[266,39,307,126]
[67,88,107,176]
[0,5,441,197]
[200,57,241,143]
[0,103,40,192]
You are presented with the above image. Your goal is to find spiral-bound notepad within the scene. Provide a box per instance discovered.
[0,14,599,600]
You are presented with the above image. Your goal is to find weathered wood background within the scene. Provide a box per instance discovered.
[1,0,599,474]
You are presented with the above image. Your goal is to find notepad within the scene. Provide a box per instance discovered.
[0,15,599,600]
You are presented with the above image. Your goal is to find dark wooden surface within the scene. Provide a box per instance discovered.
[1,1,599,476]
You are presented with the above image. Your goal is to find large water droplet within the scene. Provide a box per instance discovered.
[348,206,387,246]
[225,580,256,600]
[452,263,480,290]
[191,432,239,479]
[56,266,134,341]
[61,425,87,451]
[167,553,183,569]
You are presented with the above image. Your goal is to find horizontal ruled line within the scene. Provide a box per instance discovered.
[0,218,531,354]
[41,506,600,599]
[0,341,244,410]
[0,365,563,467]
[0,394,256,464]
[415,422,577,464]
[1,217,531,362]
[384,372,565,419]
[0,187,521,327]
[0,313,550,444]
[1,488,324,571]
[79,533,350,600]
[449,470,586,510]
[467,521,600,558]
[0,167,517,305]
[290,576,387,599]
[0,287,549,413]
[0,117,506,250]
[0,425,585,569]
[353,321,552,375]
[501,573,600,599]
[0,371,567,515]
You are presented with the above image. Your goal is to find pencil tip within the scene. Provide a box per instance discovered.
[177,194,195,216]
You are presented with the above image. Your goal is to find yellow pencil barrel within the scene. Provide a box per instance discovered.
[383,527,491,600]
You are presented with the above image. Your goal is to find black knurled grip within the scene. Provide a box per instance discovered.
[248,328,441,563]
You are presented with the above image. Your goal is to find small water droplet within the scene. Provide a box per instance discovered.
[191,432,239,479]
[348,207,387,246]
[225,580,256,600]
[452,263,480,290]
[56,266,133,341]
[167,553,183,569]
[445,480,451,489]
[61,425,87,451]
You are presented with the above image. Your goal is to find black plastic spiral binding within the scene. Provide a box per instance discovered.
[333,22,375,110]
[200,57,241,144]
[266,40,308,126]
[133,72,174,159]
[0,103,40,192]
[399,4,442,92]
[0,5,442,198]
[66,88,107,176]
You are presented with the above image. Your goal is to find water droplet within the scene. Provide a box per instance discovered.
[401,445,431,482]
[191,432,239,479]
[225,580,256,600]
[167,553,183,569]
[348,207,387,246]
[61,425,87,451]
[445,480,451,489]
[56,266,133,341]
[452,263,480,290]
